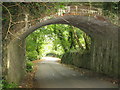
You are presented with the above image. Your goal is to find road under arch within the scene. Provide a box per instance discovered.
[5,15,119,84]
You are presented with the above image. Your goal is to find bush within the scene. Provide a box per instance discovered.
[26,61,34,72]
[46,53,62,58]
[46,53,57,57]
[0,80,18,89]
[26,51,38,61]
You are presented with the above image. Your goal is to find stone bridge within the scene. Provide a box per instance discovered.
[3,5,119,84]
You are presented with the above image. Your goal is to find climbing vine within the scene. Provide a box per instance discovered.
[2,2,119,40]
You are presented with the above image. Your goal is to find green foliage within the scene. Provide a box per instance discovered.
[0,80,18,89]
[102,2,119,14]
[26,24,91,61]
[26,61,34,72]
[46,52,61,58]
[101,2,119,25]
[3,2,66,22]
[26,29,45,60]
[26,51,38,61]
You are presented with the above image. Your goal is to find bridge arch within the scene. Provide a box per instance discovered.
[19,15,116,39]
[6,15,119,84]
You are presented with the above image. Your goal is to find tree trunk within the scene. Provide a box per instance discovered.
[83,33,90,50]
[72,27,84,50]
[69,29,76,49]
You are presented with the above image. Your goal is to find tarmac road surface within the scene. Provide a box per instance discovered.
[33,57,118,88]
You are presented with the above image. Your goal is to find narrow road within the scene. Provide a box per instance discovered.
[33,57,117,88]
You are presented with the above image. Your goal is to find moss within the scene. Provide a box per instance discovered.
[61,50,90,69]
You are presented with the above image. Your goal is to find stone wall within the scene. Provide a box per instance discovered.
[0,28,2,80]
[61,35,119,78]
[61,51,91,69]
[91,37,118,77]
[6,39,26,84]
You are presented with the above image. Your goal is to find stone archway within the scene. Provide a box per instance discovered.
[6,15,119,84]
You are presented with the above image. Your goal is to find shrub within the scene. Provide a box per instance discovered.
[26,61,34,72]
[0,80,18,89]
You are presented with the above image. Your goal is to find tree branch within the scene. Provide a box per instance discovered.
[1,3,13,39]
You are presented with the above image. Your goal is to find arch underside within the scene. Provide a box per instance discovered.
[19,15,118,40]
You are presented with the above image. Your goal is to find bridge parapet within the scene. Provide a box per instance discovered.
[40,5,107,23]
[55,5,102,17]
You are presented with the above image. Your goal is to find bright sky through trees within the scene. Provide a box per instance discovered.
[26,24,90,61]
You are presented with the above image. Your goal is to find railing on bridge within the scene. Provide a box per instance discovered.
[41,5,107,23]
[35,5,118,26]
[56,6,102,16]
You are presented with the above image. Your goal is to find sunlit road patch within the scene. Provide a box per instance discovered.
[41,57,61,62]
[32,57,61,63]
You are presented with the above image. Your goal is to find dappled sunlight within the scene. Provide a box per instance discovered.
[32,56,61,63]
[41,56,61,62]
